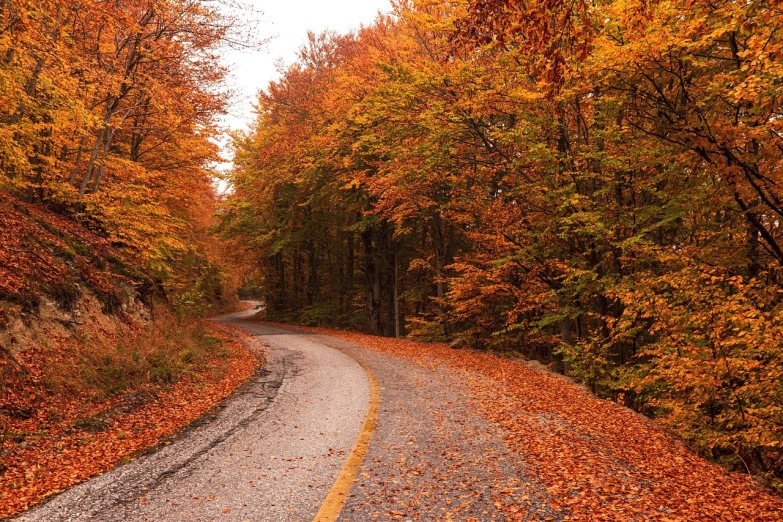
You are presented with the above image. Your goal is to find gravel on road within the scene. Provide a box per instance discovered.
[18,311,369,522]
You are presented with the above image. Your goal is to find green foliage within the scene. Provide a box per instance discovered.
[556,339,613,394]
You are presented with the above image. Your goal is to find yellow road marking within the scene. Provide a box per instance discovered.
[310,338,381,522]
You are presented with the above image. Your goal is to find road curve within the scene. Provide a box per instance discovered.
[19,309,554,521]
[17,308,783,521]
[18,309,371,522]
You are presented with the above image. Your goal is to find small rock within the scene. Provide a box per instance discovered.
[449,338,466,349]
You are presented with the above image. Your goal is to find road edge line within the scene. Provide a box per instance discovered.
[310,338,381,522]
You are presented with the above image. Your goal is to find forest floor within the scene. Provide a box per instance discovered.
[0,322,262,518]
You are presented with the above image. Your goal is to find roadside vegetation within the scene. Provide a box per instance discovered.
[0,319,260,518]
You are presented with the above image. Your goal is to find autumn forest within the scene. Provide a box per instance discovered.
[223,0,783,490]
[3,0,783,512]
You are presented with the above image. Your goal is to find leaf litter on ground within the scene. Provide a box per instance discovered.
[298,325,783,521]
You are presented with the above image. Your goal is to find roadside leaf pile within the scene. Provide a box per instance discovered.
[0,324,261,518]
[309,326,783,521]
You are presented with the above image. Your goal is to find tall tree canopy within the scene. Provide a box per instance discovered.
[0,0,250,300]
[222,0,783,488]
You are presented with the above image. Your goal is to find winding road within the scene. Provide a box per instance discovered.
[18,308,546,521]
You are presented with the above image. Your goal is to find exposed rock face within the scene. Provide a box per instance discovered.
[449,338,466,349]
[0,286,148,360]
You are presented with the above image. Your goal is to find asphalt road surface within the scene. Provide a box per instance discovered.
[19,308,551,521]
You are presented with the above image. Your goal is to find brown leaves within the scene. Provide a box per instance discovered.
[452,0,594,89]
[303,326,783,520]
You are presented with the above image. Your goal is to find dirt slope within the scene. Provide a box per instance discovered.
[0,195,258,517]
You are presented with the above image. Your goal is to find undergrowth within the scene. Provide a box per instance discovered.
[64,315,227,400]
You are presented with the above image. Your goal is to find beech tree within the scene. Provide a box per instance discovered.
[0,0,250,298]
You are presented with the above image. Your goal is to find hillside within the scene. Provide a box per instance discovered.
[0,191,149,313]
[0,194,257,517]
[1,191,159,411]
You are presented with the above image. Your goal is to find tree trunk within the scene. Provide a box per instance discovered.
[394,249,401,338]
[91,128,116,193]
[292,250,301,310]
[362,227,382,335]
[277,253,287,313]
[78,128,106,201]
[431,216,449,337]
[326,236,337,324]
[346,229,355,317]
[69,135,88,184]
[307,239,320,305]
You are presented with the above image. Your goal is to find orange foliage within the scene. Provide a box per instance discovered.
[0,0,246,290]
[224,0,783,489]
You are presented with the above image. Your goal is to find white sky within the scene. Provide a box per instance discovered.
[221,0,393,134]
